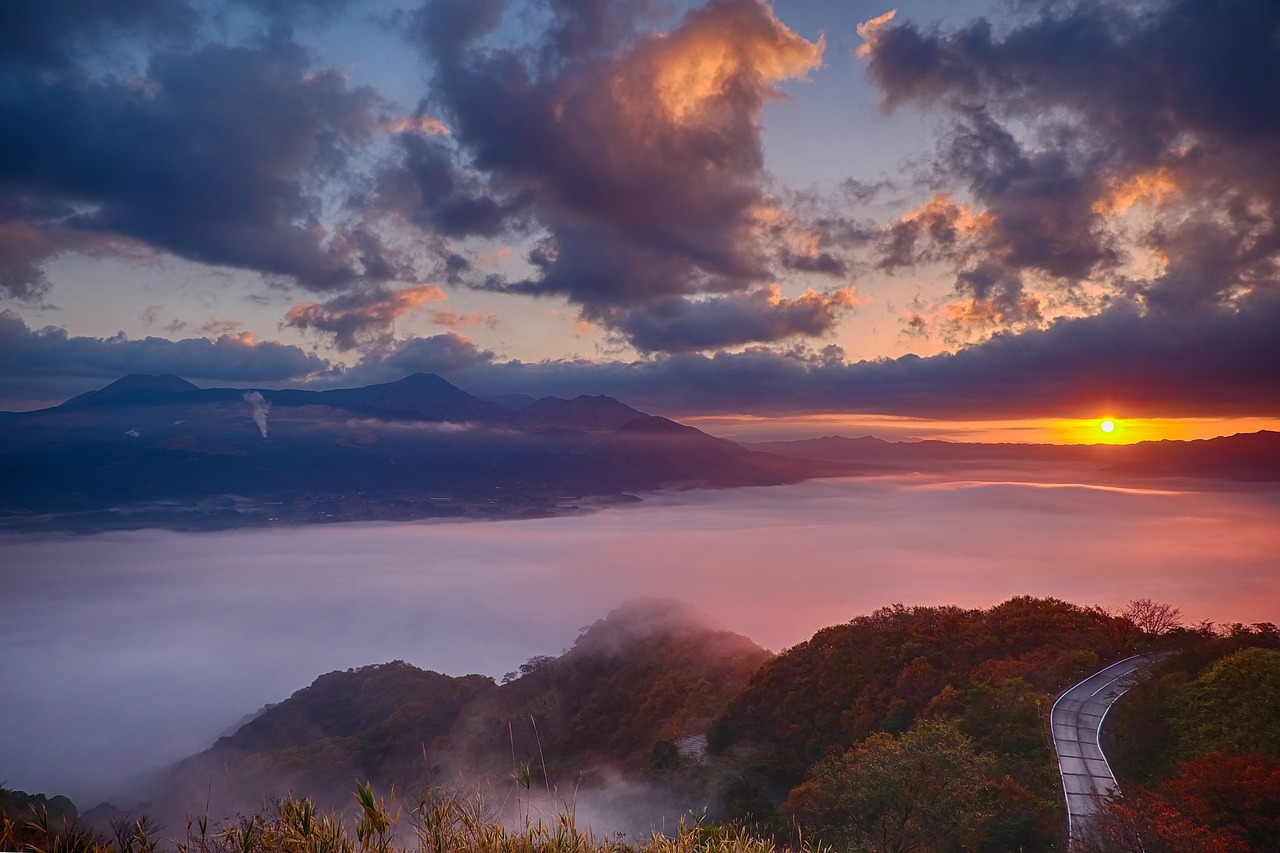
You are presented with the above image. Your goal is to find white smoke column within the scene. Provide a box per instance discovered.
[243,391,270,439]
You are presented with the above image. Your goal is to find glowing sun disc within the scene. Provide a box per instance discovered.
[1100,419,1116,434]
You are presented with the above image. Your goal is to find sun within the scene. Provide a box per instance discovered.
[1100,419,1116,434]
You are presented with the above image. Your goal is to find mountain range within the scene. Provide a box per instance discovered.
[2,373,1276,533]
[0,373,844,532]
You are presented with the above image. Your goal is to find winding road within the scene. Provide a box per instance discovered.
[1051,654,1154,841]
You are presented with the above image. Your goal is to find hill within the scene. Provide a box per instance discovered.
[152,599,771,821]
[707,597,1134,848]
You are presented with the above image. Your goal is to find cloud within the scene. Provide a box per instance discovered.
[0,213,144,304]
[0,1,198,69]
[857,0,1280,324]
[429,309,498,330]
[406,0,836,350]
[0,310,335,410]
[0,33,389,296]
[341,331,498,386]
[603,285,859,353]
[6,286,1278,421]
[335,292,1280,420]
[284,284,448,350]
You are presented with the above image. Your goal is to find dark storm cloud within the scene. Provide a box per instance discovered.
[371,130,526,238]
[0,31,388,300]
[0,0,198,68]
[605,286,858,353]
[860,0,1280,316]
[377,331,499,373]
[339,293,1280,419]
[0,310,334,410]
[403,0,842,350]
[334,331,498,386]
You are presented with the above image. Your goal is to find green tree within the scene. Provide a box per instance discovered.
[1177,647,1280,758]
[783,720,1000,853]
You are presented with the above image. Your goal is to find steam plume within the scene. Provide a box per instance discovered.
[243,390,270,438]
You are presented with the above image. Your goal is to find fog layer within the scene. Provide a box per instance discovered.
[2,474,1277,804]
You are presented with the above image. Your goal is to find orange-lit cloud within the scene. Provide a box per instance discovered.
[752,201,850,276]
[1092,167,1179,215]
[942,291,1041,331]
[878,194,992,272]
[284,284,448,350]
[200,318,244,336]
[384,115,450,136]
[413,0,835,351]
[429,309,497,330]
[637,3,824,123]
[901,194,990,235]
[856,10,897,58]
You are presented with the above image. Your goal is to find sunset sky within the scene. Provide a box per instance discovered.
[3,0,1278,441]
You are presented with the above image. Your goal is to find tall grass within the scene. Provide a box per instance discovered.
[3,786,830,853]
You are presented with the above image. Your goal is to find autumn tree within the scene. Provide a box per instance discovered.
[1163,751,1280,851]
[1075,790,1248,853]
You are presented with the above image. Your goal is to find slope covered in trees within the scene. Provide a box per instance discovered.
[1084,623,1280,851]
[24,596,1278,853]
[707,597,1134,849]
[155,599,771,822]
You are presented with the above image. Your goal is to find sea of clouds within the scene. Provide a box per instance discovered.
[2,473,1278,805]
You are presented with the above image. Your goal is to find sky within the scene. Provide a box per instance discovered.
[2,0,1279,441]
[4,473,1279,804]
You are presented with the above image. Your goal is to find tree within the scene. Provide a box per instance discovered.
[1177,647,1280,758]
[784,720,1001,853]
[1164,751,1280,851]
[1123,599,1183,635]
[1077,791,1248,853]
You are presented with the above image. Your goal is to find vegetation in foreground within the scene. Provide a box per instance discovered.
[1,783,833,853]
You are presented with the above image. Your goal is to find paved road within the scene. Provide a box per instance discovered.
[1051,654,1153,841]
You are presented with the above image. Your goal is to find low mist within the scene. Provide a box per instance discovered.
[2,473,1277,807]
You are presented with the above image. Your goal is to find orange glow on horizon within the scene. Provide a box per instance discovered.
[679,413,1280,445]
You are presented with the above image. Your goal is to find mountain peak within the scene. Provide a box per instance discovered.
[312,373,511,422]
[63,374,199,406]
[516,394,647,431]
[573,598,738,656]
[389,372,453,389]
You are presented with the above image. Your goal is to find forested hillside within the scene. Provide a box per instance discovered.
[1082,623,1280,851]
[11,597,1277,853]
[708,597,1134,849]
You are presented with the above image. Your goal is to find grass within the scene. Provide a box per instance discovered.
[1,784,831,853]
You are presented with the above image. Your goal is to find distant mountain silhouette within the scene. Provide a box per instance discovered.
[752,431,1280,482]
[0,374,846,531]
[515,394,646,431]
[63,374,200,407]
[268,373,515,423]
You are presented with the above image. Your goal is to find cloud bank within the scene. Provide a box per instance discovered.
[3,473,1277,803]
